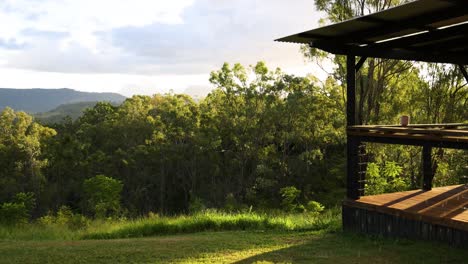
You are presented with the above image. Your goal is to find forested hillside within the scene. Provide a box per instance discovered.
[0,61,466,220]
[34,101,119,124]
[0,88,125,113]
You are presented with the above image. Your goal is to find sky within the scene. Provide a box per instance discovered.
[0,0,325,97]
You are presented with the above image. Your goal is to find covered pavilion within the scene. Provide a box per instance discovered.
[277,0,467,246]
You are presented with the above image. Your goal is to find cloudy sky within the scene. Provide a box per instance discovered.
[0,0,324,97]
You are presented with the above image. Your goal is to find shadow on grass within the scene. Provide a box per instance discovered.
[234,232,468,264]
[0,231,297,264]
[1,230,466,263]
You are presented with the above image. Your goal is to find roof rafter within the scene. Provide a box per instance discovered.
[310,41,466,65]
[370,23,468,50]
[310,5,468,45]
[276,0,468,65]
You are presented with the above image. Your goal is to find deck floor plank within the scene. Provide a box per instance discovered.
[344,185,468,231]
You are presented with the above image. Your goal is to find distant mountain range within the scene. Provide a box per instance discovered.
[0,88,126,113]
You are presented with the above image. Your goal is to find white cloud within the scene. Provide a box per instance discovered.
[0,0,327,96]
[98,0,323,75]
[0,0,194,50]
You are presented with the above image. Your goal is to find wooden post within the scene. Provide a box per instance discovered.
[347,56,356,127]
[346,55,360,199]
[422,145,433,191]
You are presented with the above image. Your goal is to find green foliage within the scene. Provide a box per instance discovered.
[56,206,74,225]
[13,192,36,214]
[280,186,303,212]
[63,214,90,231]
[224,193,239,212]
[305,201,325,214]
[34,101,103,124]
[0,202,28,225]
[0,108,56,204]
[83,175,123,218]
[0,61,465,218]
[383,161,403,178]
[37,214,55,226]
[0,192,36,225]
[366,161,407,195]
[38,206,90,230]
[188,197,206,214]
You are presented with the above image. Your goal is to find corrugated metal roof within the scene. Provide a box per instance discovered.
[276,0,468,65]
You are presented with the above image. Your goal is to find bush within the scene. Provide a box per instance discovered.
[305,201,325,214]
[67,214,90,230]
[83,175,123,218]
[0,192,36,225]
[224,193,240,212]
[279,186,302,212]
[38,214,55,226]
[37,206,89,230]
[56,206,74,225]
[0,202,29,225]
[294,204,306,213]
[188,197,206,214]
[13,192,36,213]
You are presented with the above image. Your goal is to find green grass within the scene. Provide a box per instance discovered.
[83,209,340,240]
[0,211,466,263]
[0,209,340,241]
[0,231,466,263]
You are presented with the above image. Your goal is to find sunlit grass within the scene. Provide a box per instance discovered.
[83,209,340,239]
[0,209,340,241]
[0,209,466,263]
[0,231,466,263]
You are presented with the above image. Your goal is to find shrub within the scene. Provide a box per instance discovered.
[279,186,302,212]
[0,202,28,225]
[366,162,407,195]
[306,201,325,214]
[56,206,74,225]
[67,214,90,230]
[188,197,206,214]
[13,192,36,214]
[83,175,123,218]
[38,214,55,226]
[0,192,36,225]
[37,206,89,230]
[224,193,239,212]
[294,204,306,213]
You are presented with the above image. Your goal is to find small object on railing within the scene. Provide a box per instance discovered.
[400,115,410,127]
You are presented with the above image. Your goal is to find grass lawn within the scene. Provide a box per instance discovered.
[0,230,466,263]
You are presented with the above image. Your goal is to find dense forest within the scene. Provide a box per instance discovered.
[0,0,466,222]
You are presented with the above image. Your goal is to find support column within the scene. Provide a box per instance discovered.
[346,55,360,199]
[422,145,433,191]
[347,56,356,127]
[458,64,468,83]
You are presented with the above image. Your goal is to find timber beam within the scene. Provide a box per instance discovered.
[459,65,468,84]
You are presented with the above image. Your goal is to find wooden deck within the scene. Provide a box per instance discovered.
[342,185,468,246]
[345,185,468,231]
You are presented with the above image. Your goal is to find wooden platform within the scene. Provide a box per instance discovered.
[342,185,468,247]
[347,123,468,149]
